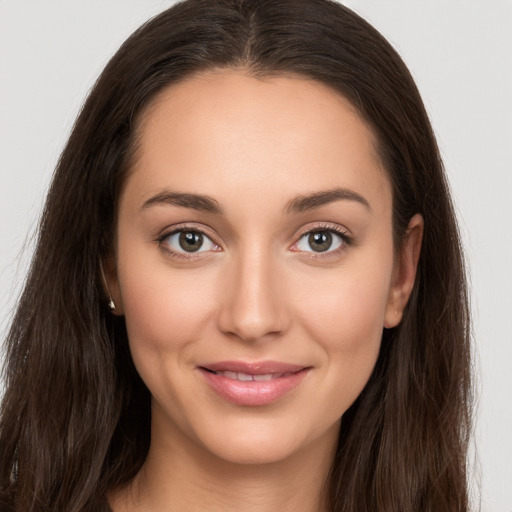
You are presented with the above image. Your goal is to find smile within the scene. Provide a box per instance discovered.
[198,361,311,406]
[206,370,297,382]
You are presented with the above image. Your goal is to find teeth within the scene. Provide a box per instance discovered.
[253,374,274,381]
[215,371,286,381]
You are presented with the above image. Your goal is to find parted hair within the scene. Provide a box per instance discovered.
[0,1,472,510]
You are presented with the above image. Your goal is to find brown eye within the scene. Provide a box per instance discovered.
[295,229,345,254]
[308,231,333,252]
[161,229,217,255]
[179,231,203,252]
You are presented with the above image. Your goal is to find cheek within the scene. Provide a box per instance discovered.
[117,253,218,358]
[291,250,394,410]
[296,262,392,349]
[296,268,391,422]
[117,257,221,417]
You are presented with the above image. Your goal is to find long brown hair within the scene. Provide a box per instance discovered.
[0,1,472,510]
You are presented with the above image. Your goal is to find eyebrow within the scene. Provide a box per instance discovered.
[284,187,371,214]
[141,186,370,215]
[142,191,223,214]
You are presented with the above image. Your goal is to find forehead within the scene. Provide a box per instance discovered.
[124,70,391,216]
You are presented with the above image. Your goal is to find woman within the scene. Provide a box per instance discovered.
[0,0,472,510]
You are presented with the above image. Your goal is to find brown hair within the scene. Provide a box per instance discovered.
[0,1,472,510]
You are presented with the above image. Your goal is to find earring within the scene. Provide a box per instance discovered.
[100,261,116,312]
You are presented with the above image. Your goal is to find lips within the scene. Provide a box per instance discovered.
[208,370,296,382]
[198,361,311,406]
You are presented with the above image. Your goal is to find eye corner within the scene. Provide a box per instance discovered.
[156,224,223,259]
[290,223,354,257]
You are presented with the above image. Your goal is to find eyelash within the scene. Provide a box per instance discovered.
[292,223,354,259]
[156,223,221,260]
[156,222,353,260]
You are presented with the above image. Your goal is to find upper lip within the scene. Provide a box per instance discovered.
[200,360,309,375]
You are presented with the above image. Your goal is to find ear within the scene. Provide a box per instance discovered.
[384,213,423,328]
[100,255,125,316]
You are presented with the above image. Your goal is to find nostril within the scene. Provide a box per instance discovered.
[216,264,289,342]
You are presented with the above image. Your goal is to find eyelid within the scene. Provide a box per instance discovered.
[289,221,354,255]
[154,221,353,260]
[155,222,222,258]
[293,221,352,240]
[156,222,219,242]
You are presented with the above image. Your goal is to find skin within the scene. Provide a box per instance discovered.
[106,70,423,512]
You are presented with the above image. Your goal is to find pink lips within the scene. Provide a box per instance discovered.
[198,360,310,406]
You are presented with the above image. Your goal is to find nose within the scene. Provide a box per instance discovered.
[217,247,288,343]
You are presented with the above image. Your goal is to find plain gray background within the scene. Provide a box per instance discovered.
[1,1,511,510]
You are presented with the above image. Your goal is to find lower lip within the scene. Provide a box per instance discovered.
[199,368,310,406]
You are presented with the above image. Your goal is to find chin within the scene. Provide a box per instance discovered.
[207,432,298,466]
[185,411,341,468]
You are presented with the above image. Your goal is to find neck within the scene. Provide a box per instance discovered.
[109,416,338,512]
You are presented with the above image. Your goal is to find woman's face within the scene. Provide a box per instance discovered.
[108,70,421,466]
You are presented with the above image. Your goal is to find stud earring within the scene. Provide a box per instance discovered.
[100,261,116,312]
